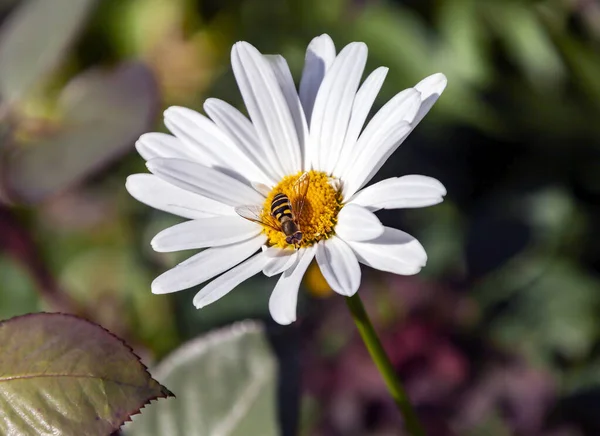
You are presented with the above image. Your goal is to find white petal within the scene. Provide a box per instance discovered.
[261,246,293,258]
[136,132,198,161]
[193,252,268,309]
[265,54,309,170]
[162,108,217,166]
[347,227,427,276]
[203,98,260,152]
[340,88,421,196]
[231,42,301,176]
[335,203,384,242]
[151,234,266,294]
[316,237,361,296]
[349,175,446,211]
[262,250,298,277]
[342,121,413,199]
[251,181,272,197]
[342,88,420,169]
[147,158,264,207]
[164,106,268,184]
[151,216,261,252]
[268,245,316,325]
[414,73,447,126]
[299,34,336,128]
[125,174,234,219]
[333,67,388,178]
[203,98,277,185]
[309,42,368,173]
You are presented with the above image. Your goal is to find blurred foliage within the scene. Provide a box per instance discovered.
[0,254,40,318]
[124,322,279,436]
[0,0,599,434]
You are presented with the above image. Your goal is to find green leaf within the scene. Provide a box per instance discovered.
[0,254,40,319]
[124,321,279,436]
[0,312,173,435]
[481,1,565,88]
[353,2,502,133]
[0,0,98,103]
[6,62,159,204]
[555,34,600,106]
[436,0,491,85]
[486,261,599,364]
[353,3,431,79]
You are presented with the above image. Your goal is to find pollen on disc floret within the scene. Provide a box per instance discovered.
[262,170,342,248]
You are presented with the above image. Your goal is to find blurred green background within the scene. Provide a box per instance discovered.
[1,0,600,435]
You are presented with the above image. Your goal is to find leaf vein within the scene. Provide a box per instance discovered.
[0,373,144,389]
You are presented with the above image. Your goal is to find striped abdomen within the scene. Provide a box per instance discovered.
[271,193,299,238]
[271,193,293,223]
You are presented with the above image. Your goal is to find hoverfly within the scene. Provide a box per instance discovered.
[236,172,310,246]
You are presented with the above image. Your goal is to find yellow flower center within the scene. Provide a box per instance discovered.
[262,170,342,248]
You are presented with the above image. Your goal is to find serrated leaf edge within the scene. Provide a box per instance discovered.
[0,312,175,434]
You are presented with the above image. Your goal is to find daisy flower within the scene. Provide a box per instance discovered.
[126,34,447,325]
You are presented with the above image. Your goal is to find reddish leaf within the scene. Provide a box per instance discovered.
[0,313,173,435]
[5,62,159,204]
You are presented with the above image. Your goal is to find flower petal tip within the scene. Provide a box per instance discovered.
[124,175,135,190]
[232,41,253,56]
[149,237,162,253]
[419,73,448,96]
[192,299,205,309]
[435,179,448,197]
[433,72,448,82]
[272,315,294,326]
[375,66,390,76]
[151,280,167,295]
[341,41,368,60]
[309,33,334,49]
[353,41,368,52]
[145,158,164,172]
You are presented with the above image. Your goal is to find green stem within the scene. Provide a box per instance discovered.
[345,293,426,436]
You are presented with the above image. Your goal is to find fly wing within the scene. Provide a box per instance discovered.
[235,205,281,232]
[291,172,310,219]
